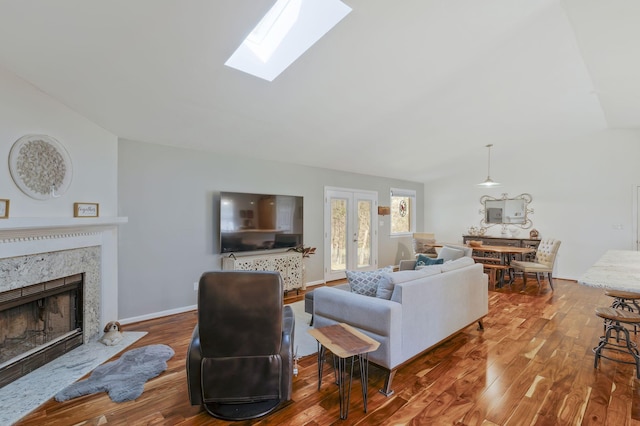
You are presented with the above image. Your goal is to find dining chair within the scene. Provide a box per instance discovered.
[510,238,561,291]
[412,232,437,258]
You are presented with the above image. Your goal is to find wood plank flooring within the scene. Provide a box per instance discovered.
[15,278,640,425]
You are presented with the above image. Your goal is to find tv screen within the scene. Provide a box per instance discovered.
[220,191,303,254]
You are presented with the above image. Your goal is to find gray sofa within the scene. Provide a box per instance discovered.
[312,257,488,396]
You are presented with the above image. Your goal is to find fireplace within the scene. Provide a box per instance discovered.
[0,274,84,387]
[0,219,125,390]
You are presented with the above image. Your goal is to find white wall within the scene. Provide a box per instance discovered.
[117,139,423,320]
[425,130,640,280]
[0,67,120,324]
[0,67,118,217]
[4,58,638,319]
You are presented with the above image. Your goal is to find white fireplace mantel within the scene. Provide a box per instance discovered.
[0,216,128,326]
[0,216,128,232]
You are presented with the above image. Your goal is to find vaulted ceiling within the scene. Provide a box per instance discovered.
[0,0,638,182]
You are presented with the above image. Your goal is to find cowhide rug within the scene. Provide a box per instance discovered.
[55,344,175,403]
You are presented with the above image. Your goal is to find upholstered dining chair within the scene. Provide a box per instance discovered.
[510,238,561,291]
[187,271,294,420]
[412,232,437,258]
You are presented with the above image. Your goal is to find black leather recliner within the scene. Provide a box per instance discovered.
[187,271,295,420]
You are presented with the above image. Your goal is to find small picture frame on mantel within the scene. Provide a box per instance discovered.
[0,199,9,219]
[74,202,99,218]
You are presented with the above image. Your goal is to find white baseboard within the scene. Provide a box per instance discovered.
[119,280,327,325]
[119,304,197,325]
[305,279,325,287]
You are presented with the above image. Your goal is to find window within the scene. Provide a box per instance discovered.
[224,0,352,81]
[390,188,416,236]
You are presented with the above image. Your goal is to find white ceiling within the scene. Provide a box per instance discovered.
[0,0,638,182]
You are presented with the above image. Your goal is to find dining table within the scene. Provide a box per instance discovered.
[579,250,640,293]
[468,244,536,286]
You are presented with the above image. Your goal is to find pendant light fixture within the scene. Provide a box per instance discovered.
[477,144,500,187]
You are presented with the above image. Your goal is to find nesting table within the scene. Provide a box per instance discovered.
[307,323,380,420]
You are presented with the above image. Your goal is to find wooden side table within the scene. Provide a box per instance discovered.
[308,323,380,420]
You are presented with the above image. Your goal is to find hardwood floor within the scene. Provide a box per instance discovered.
[15,278,640,425]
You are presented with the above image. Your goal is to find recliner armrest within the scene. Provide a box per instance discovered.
[187,325,203,405]
[280,305,294,400]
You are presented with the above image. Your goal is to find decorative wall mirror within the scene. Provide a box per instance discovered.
[479,193,533,229]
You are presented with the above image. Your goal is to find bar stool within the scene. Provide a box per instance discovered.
[604,290,640,334]
[593,307,640,379]
[605,289,640,311]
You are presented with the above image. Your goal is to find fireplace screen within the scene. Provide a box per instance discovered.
[0,274,83,387]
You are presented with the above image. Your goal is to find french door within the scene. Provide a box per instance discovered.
[324,187,378,282]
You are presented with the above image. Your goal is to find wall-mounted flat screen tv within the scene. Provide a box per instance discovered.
[220,191,304,254]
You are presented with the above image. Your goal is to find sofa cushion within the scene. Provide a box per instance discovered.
[390,267,442,285]
[380,261,464,298]
[398,259,418,271]
[438,246,464,262]
[415,254,444,268]
[441,256,475,272]
[347,266,394,297]
[415,265,444,274]
[375,273,394,299]
[443,244,473,258]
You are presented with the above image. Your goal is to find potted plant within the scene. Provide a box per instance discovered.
[288,244,316,258]
[288,245,316,289]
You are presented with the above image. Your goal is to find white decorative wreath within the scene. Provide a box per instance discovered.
[9,134,73,200]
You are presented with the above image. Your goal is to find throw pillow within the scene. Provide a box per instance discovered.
[346,266,393,297]
[375,272,394,300]
[438,246,464,262]
[415,254,444,268]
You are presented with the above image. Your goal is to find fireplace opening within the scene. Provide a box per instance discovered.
[0,274,84,388]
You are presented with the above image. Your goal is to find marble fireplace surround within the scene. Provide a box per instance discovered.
[0,217,127,342]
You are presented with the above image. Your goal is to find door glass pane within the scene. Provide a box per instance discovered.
[357,200,372,268]
[331,199,347,271]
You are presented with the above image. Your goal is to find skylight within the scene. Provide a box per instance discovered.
[225,0,352,81]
